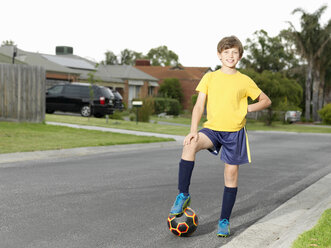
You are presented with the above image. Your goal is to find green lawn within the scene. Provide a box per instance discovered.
[4,114,328,154]
[0,121,173,154]
[151,116,205,126]
[46,114,331,135]
[46,114,191,136]
[291,209,331,248]
[246,120,331,134]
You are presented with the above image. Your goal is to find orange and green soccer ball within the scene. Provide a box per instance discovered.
[167,207,198,237]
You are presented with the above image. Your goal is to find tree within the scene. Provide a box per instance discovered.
[1,40,16,46]
[102,50,118,65]
[241,69,303,125]
[314,19,331,119]
[101,45,180,67]
[158,78,184,104]
[147,46,179,66]
[119,49,145,65]
[285,4,331,121]
[240,30,298,73]
[318,40,331,110]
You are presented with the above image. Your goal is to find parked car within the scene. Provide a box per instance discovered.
[285,111,301,123]
[46,83,114,117]
[110,89,124,110]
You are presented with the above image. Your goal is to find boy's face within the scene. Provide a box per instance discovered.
[217,47,241,69]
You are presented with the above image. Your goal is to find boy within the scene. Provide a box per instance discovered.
[169,36,271,237]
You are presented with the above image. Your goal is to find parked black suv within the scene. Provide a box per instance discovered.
[46,83,114,117]
[110,89,124,110]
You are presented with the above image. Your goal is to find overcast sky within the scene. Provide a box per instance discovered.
[1,0,330,68]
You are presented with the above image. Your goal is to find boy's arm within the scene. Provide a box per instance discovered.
[247,92,272,112]
[183,92,207,145]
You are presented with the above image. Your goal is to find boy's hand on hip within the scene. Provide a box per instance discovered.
[183,132,199,146]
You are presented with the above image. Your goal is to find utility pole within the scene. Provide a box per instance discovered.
[12,46,17,64]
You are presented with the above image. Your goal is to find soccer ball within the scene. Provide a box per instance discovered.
[167,207,198,237]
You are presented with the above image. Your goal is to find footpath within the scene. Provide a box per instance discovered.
[222,173,331,248]
[1,122,330,247]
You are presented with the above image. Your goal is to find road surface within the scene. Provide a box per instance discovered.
[0,131,330,248]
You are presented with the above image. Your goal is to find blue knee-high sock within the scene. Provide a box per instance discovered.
[178,159,194,195]
[220,186,238,221]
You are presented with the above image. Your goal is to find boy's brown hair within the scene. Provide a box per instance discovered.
[217,36,243,58]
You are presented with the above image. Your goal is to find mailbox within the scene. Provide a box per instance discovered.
[132,101,143,107]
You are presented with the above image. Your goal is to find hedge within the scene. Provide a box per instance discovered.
[153,97,181,116]
[318,103,331,125]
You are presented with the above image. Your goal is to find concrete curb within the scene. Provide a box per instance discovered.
[1,121,186,165]
[0,141,181,165]
[222,173,331,248]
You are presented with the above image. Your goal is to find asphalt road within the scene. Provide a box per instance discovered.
[0,132,330,248]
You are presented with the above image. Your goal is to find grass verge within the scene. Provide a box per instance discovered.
[0,121,173,154]
[291,208,331,248]
[46,114,331,135]
[246,120,331,133]
[46,114,191,135]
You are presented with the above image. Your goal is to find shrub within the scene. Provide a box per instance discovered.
[158,78,184,103]
[318,103,331,125]
[137,97,154,122]
[110,110,124,120]
[153,97,181,116]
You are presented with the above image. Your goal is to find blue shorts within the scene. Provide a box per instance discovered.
[199,127,251,165]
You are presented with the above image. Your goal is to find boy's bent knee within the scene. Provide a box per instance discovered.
[183,141,200,153]
[182,142,199,160]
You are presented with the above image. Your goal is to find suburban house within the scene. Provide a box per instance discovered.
[39,50,159,108]
[0,52,25,64]
[0,46,158,108]
[135,60,211,110]
[79,64,159,108]
[0,45,80,84]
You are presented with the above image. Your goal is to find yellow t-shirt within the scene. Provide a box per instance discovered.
[196,70,262,131]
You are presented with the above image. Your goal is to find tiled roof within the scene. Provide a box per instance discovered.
[97,65,159,81]
[0,46,174,83]
[42,54,95,70]
[0,52,26,64]
[135,65,212,109]
[0,46,79,74]
[78,68,124,83]
[134,65,211,81]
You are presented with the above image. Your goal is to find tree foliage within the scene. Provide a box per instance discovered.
[103,50,118,65]
[241,69,303,125]
[240,30,298,73]
[158,78,184,103]
[1,40,16,46]
[120,49,145,65]
[153,97,181,116]
[146,46,179,66]
[101,46,180,66]
[283,4,331,121]
[318,103,331,124]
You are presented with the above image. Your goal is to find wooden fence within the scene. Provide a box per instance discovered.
[0,63,46,123]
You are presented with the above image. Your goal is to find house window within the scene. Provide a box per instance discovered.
[148,81,159,97]
[148,86,154,96]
